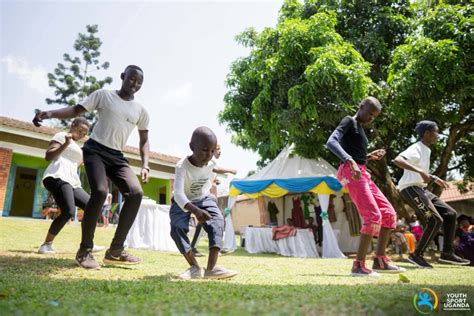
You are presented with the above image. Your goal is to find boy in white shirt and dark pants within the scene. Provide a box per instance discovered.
[394,120,470,268]
[33,65,150,269]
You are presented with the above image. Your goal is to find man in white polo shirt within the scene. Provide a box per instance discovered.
[33,65,150,269]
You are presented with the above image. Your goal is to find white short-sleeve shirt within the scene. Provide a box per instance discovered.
[173,157,217,211]
[42,132,83,188]
[397,141,431,191]
[80,89,150,151]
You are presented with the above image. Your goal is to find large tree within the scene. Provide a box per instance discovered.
[387,3,473,195]
[220,6,374,166]
[46,24,112,126]
[220,0,473,216]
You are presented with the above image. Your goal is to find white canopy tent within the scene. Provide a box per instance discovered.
[228,145,346,258]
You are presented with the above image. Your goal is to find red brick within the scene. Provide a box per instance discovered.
[0,148,13,211]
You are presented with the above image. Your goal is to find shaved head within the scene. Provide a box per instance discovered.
[188,126,217,166]
[190,126,217,146]
[359,96,382,111]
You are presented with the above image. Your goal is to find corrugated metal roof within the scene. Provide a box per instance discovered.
[440,182,474,202]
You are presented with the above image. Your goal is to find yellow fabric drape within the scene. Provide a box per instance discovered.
[230,181,341,199]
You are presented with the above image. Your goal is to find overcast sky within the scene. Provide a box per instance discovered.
[1,0,284,177]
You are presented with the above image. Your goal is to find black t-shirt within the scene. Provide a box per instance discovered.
[334,116,368,164]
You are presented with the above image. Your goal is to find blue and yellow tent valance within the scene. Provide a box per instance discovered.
[230,176,343,199]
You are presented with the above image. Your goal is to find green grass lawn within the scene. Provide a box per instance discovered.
[0,217,472,315]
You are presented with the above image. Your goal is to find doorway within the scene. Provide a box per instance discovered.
[9,167,37,217]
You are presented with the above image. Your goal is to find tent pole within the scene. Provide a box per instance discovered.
[283,195,285,224]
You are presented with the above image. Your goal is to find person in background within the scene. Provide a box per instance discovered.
[101,191,112,228]
[306,217,318,245]
[454,214,474,266]
[409,214,424,242]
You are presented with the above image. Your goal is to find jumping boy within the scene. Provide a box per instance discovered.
[394,120,470,268]
[327,97,405,277]
[171,127,237,280]
[33,65,150,269]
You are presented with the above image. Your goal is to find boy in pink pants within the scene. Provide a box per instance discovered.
[327,97,405,277]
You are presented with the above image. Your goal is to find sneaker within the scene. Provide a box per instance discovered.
[439,253,470,266]
[204,265,238,280]
[38,242,55,254]
[92,245,106,253]
[350,260,379,277]
[103,249,141,265]
[407,253,433,269]
[192,248,204,257]
[75,249,100,270]
[372,256,406,273]
[178,265,203,280]
[220,248,235,256]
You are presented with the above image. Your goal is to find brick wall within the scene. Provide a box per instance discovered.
[0,148,13,212]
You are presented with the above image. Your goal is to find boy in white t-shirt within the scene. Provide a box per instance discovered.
[190,144,236,257]
[171,127,238,280]
[394,120,470,268]
[33,65,150,269]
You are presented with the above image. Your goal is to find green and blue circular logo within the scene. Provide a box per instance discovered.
[413,288,439,314]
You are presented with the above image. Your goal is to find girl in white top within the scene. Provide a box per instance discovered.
[38,118,92,254]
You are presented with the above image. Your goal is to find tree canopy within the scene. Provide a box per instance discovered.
[219,0,473,212]
[46,24,112,126]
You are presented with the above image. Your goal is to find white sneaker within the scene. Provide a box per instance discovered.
[220,248,236,255]
[178,265,203,280]
[204,265,238,280]
[38,242,55,254]
[92,245,106,253]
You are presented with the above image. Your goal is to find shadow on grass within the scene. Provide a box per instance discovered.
[0,254,77,275]
[6,249,79,256]
[299,273,350,277]
[195,246,295,259]
[6,250,40,254]
[0,254,473,316]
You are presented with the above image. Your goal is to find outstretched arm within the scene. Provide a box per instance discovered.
[33,105,86,127]
[213,166,237,175]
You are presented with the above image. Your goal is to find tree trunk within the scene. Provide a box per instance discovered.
[432,121,473,196]
[368,159,411,220]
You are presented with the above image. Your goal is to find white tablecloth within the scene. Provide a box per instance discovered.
[245,227,319,258]
[125,199,178,252]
